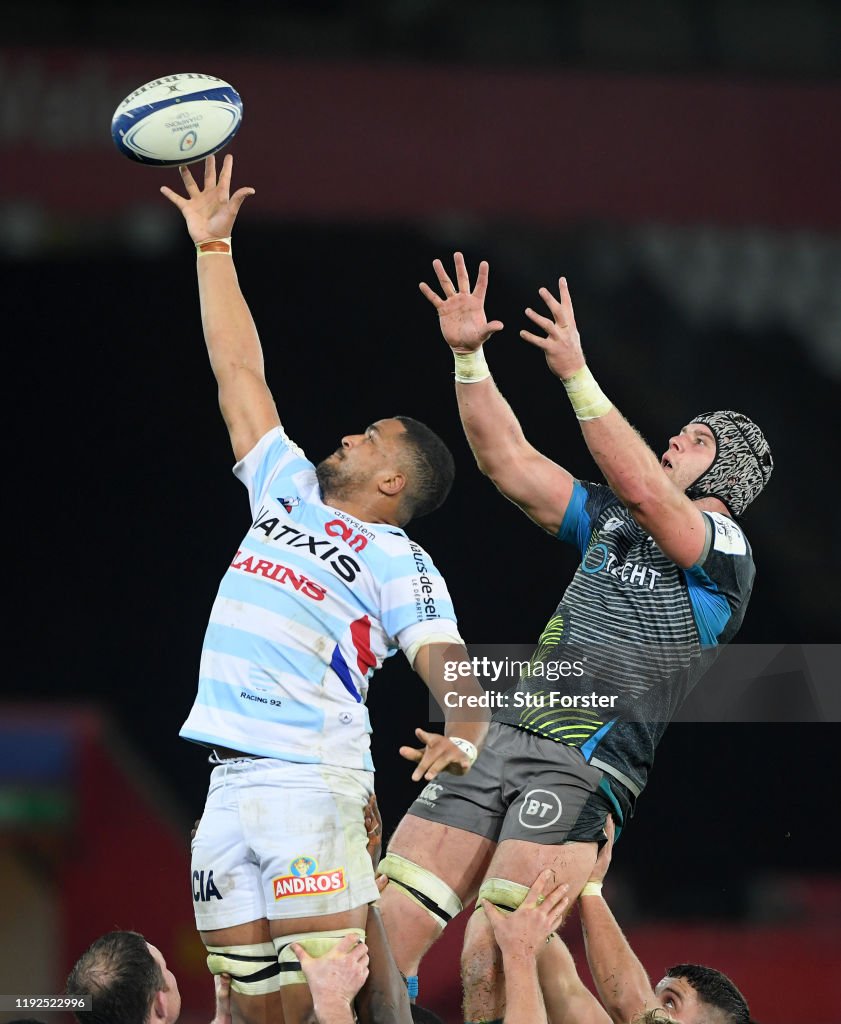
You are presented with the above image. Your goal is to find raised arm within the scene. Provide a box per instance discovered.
[519,279,709,568]
[538,936,612,1024]
[578,818,659,1024]
[421,254,575,534]
[482,870,571,1024]
[160,154,280,461]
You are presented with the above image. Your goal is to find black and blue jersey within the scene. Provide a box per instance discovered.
[493,480,755,799]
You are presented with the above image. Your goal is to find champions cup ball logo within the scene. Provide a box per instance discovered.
[273,856,347,900]
[110,72,243,167]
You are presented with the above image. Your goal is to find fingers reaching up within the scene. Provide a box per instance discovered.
[420,252,503,352]
[160,153,255,245]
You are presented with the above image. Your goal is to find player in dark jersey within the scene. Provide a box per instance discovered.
[579,817,751,1024]
[376,254,773,1023]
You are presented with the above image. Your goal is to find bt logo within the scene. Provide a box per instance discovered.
[518,789,563,829]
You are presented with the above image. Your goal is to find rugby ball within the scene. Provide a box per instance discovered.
[111,73,243,166]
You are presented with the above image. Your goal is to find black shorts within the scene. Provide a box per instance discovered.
[408,722,631,846]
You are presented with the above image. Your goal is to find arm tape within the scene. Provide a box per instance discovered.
[403,631,465,667]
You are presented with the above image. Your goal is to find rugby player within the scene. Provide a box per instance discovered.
[376,253,772,1022]
[159,162,489,1024]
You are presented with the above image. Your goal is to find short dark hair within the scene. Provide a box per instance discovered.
[666,964,750,1024]
[66,931,163,1024]
[410,1005,447,1024]
[393,416,455,520]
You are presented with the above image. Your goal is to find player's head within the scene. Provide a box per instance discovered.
[682,411,773,516]
[316,416,454,524]
[655,964,750,1024]
[392,415,455,519]
[66,931,181,1024]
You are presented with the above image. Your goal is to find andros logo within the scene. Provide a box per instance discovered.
[273,856,346,900]
[291,855,317,877]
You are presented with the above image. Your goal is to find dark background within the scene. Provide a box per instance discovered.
[9,221,838,903]
[2,1,840,1013]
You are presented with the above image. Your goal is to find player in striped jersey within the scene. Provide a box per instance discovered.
[376,254,772,1023]
[161,160,488,1024]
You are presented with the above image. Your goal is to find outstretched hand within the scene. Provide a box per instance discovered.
[520,277,586,380]
[420,252,504,353]
[399,727,473,782]
[160,153,254,244]
[483,869,571,959]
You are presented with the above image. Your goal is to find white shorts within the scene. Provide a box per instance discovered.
[191,757,378,931]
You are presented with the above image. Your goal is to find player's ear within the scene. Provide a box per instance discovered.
[378,470,406,498]
[151,990,168,1022]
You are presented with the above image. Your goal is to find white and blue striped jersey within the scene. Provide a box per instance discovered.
[180,427,461,771]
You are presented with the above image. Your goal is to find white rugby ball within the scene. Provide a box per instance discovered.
[111,73,243,166]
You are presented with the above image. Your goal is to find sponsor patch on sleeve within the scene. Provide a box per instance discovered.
[707,511,747,556]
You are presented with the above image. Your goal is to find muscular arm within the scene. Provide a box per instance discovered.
[196,255,280,461]
[502,948,549,1024]
[520,279,709,568]
[576,821,657,1024]
[538,937,612,1024]
[421,254,575,534]
[577,407,708,568]
[161,155,280,462]
[482,871,572,1024]
[414,641,490,749]
[579,894,658,1024]
[400,642,490,782]
[455,377,576,534]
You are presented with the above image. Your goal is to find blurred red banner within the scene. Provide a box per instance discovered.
[2,47,840,229]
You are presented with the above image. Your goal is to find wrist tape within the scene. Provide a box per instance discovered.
[449,736,478,768]
[453,349,490,384]
[196,236,232,256]
[562,365,612,420]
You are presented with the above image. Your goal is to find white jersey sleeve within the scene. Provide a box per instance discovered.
[233,425,310,518]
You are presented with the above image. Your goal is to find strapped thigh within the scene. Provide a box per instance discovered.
[377,852,463,928]
[273,928,366,987]
[205,942,281,995]
[475,877,529,915]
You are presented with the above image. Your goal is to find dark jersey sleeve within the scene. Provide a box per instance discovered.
[556,481,620,554]
[684,510,756,644]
